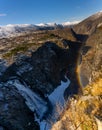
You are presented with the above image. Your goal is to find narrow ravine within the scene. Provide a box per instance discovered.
[7,76,70,130]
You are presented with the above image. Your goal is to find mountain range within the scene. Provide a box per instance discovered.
[1,11,102,38]
[0,21,80,38]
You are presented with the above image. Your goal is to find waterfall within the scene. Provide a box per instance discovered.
[7,79,48,120]
[7,76,70,130]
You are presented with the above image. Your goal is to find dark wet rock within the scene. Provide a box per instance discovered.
[0,83,39,130]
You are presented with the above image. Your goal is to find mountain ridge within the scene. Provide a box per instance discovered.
[74,11,102,35]
[0,21,80,38]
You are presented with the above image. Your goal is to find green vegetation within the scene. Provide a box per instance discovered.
[2,31,60,59]
[39,33,57,41]
[3,43,35,58]
[1,28,78,62]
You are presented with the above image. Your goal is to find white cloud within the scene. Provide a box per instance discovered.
[0,14,7,17]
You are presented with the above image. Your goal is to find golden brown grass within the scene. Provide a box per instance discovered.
[51,76,102,130]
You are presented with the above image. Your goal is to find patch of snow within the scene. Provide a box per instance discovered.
[36,23,57,27]
[36,23,49,27]
[6,24,32,28]
[46,23,57,27]
[49,77,70,106]
[62,21,80,26]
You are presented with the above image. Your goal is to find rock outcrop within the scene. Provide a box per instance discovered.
[1,42,70,94]
[0,40,83,129]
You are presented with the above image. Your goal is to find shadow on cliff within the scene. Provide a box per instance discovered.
[0,40,84,99]
[61,39,83,99]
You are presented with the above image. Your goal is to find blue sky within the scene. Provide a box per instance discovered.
[0,0,102,25]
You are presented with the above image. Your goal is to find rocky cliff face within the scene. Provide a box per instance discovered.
[80,24,102,86]
[1,41,82,95]
[0,40,82,129]
[1,42,69,94]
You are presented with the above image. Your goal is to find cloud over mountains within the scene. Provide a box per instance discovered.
[0,13,7,17]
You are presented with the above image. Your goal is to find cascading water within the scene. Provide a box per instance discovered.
[7,79,48,120]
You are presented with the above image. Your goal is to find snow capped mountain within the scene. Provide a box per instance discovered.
[36,22,57,27]
[0,11,102,38]
[89,11,102,20]
[0,24,39,38]
[0,21,79,38]
[62,21,80,26]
